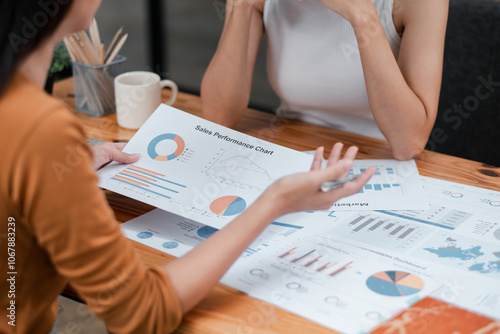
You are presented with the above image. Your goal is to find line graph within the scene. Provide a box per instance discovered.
[203,149,277,190]
[212,156,276,181]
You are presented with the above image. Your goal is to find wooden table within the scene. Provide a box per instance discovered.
[54,78,500,333]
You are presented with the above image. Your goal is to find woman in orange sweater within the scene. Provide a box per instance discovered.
[0,1,374,333]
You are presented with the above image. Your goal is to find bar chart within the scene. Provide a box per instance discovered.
[331,160,428,211]
[331,213,433,251]
[351,167,402,194]
[242,221,303,258]
[277,242,356,278]
[111,165,187,200]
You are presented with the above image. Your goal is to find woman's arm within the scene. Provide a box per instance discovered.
[163,143,376,313]
[201,0,265,127]
[319,0,449,160]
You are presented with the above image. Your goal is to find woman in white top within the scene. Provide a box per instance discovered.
[201,0,449,160]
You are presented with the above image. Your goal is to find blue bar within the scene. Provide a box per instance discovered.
[119,172,179,193]
[392,184,400,187]
[292,250,316,263]
[127,168,187,188]
[376,210,455,230]
[383,184,390,188]
[112,177,171,199]
[374,184,382,191]
[271,222,303,229]
[365,184,373,190]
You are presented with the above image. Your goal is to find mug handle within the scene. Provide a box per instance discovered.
[159,80,178,106]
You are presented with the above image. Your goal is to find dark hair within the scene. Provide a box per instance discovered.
[0,0,73,96]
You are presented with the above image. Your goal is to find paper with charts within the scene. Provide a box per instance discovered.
[98,104,427,229]
[329,158,428,210]
[121,175,500,332]
[121,209,441,334]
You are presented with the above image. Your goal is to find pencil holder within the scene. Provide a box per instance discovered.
[71,55,126,117]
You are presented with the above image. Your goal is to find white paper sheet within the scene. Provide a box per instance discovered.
[98,105,313,229]
[121,175,500,332]
[98,105,428,230]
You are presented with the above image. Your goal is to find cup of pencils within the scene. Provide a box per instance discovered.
[64,19,128,117]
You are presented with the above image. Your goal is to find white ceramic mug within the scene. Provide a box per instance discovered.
[114,71,178,129]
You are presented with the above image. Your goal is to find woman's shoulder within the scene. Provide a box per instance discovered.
[0,73,86,162]
[2,72,81,133]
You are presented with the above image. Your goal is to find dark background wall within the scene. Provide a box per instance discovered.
[426,0,500,166]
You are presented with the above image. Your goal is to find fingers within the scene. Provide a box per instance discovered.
[110,149,140,164]
[342,145,359,162]
[326,143,358,168]
[332,166,376,198]
[313,162,374,210]
[112,142,128,150]
[97,142,140,164]
[326,142,343,167]
[310,146,324,171]
[318,157,354,185]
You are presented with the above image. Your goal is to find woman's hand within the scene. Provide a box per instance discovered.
[263,142,376,217]
[92,142,140,170]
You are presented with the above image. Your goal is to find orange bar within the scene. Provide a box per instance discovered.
[121,169,156,182]
[114,175,149,188]
[129,165,165,177]
[278,247,297,258]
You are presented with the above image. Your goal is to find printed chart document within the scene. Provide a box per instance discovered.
[99,105,428,230]
[122,209,440,334]
[315,176,500,321]
[331,159,428,210]
[121,209,312,259]
[222,230,440,334]
[98,105,313,229]
[121,175,500,333]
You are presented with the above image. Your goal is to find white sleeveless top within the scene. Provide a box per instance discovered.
[263,0,402,139]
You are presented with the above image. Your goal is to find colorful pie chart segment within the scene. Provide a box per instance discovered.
[210,196,247,216]
[137,231,153,239]
[197,226,218,239]
[148,133,186,161]
[366,271,424,297]
[162,241,179,249]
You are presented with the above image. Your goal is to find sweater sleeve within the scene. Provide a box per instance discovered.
[14,105,183,333]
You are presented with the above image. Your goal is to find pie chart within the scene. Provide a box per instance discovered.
[366,271,424,297]
[148,133,185,161]
[210,196,247,216]
[137,231,153,239]
[197,226,218,238]
[494,228,500,241]
[162,241,179,249]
